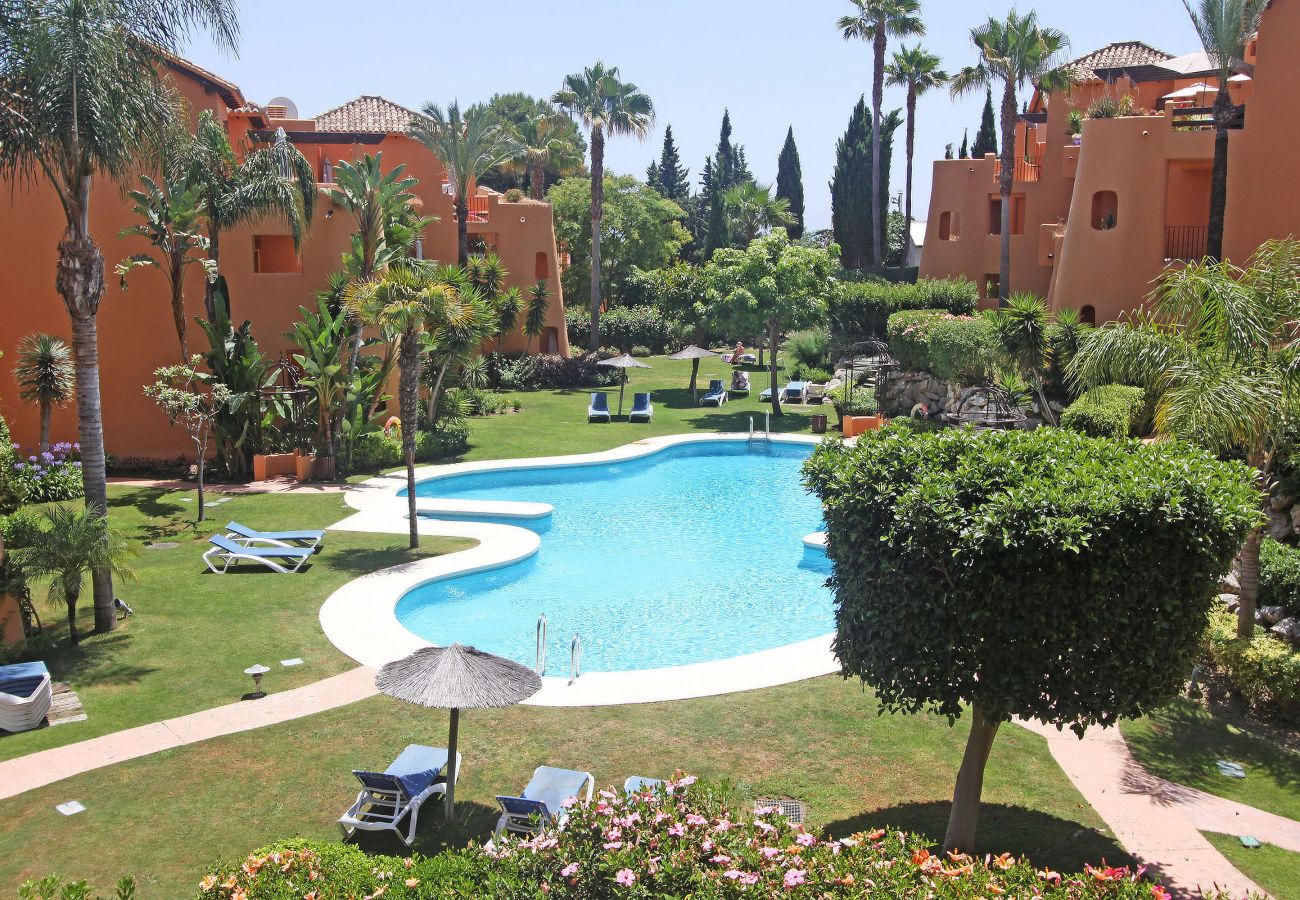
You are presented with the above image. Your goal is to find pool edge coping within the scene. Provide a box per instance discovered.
[322,432,839,707]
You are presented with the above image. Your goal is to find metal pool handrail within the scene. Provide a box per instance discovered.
[568,633,582,685]
[536,613,547,675]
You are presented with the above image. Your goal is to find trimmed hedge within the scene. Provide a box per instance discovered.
[1060,385,1147,439]
[190,779,1165,899]
[886,310,997,383]
[1201,607,1300,719]
[830,277,978,345]
[565,305,676,353]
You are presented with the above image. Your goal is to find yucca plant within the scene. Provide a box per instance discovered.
[523,281,551,353]
[14,333,75,452]
[989,292,1058,425]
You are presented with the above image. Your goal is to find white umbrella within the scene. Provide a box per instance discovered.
[667,345,720,403]
[1161,82,1217,102]
[597,354,653,416]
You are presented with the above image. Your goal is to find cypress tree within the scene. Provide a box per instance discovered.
[959,128,969,159]
[944,143,955,160]
[972,89,998,159]
[831,98,900,271]
[775,126,804,239]
[652,125,690,202]
[646,160,661,189]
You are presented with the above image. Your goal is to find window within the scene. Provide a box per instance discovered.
[252,235,300,274]
[1091,191,1119,231]
[938,211,960,241]
[542,327,560,354]
[535,252,549,280]
[1010,195,1026,235]
[988,199,1002,235]
[1079,305,1097,326]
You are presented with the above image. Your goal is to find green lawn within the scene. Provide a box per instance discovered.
[1121,699,1300,822]
[1204,833,1300,900]
[0,486,472,762]
[0,676,1126,896]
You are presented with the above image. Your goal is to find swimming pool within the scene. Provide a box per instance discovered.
[394,440,833,674]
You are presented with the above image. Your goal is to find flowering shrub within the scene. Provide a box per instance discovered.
[886,310,998,384]
[9,442,84,504]
[195,777,1167,899]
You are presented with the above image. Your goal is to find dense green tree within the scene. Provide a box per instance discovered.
[952,12,1070,299]
[831,97,901,271]
[838,0,924,268]
[708,231,839,416]
[473,93,587,194]
[0,0,239,632]
[886,45,948,227]
[971,89,999,158]
[725,182,795,245]
[14,333,75,452]
[629,262,719,395]
[550,175,689,310]
[648,125,690,202]
[553,63,655,350]
[1181,0,1268,261]
[775,127,805,239]
[958,129,969,158]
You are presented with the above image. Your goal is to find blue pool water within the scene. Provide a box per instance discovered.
[395,441,833,673]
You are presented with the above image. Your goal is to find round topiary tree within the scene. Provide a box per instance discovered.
[804,426,1259,853]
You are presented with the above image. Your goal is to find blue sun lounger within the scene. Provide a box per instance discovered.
[224,521,325,551]
[339,744,461,846]
[588,392,612,422]
[203,534,314,574]
[494,765,595,837]
[700,379,727,406]
[629,392,653,423]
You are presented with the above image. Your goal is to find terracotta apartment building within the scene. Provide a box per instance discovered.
[920,0,1299,324]
[0,57,569,458]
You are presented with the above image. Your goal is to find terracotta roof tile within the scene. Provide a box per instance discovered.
[313,95,428,134]
[1067,41,1174,81]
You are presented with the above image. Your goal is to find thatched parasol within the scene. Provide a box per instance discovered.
[667,345,720,403]
[597,354,653,416]
[377,644,542,821]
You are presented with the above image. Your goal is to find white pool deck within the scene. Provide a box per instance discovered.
[322,432,839,706]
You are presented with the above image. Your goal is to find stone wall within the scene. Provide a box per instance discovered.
[871,369,1059,427]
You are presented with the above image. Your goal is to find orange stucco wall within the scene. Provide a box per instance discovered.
[921,0,1297,322]
[0,594,24,647]
[0,67,568,459]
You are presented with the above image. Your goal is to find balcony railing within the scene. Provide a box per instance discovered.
[994,154,1043,183]
[1165,225,1209,262]
[1170,104,1246,131]
[468,195,489,223]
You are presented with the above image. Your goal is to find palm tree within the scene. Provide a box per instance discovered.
[423,269,497,426]
[1069,239,1300,639]
[13,506,136,646]
[410,102,517,267]
[950,11,1070,301]
[552,62,655,350]
[117,172,213,359]
[886,45,948,228]
[14,333,76,452]
[511,112,583,200]
[344,263,467,548]
[838,0,924,269]
[0,0,239,634]
[523,281,551,353]
[1181,0,1268,261]
[182,110,315,319]
[724,182,796,245]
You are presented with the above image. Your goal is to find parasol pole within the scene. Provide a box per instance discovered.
[618,369,627,417]
[446,706,460,821]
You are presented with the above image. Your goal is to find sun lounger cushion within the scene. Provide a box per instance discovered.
[225,522,325,544]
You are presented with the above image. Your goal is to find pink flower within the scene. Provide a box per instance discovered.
[711,854,732,866]
[795,832,816,847]
[678,775,697,787]
[755,820,776,834]
[740,872,760,885]
[615,869,636,887]
[561,863,579,877]
[685,813,708,827]
[783,868,807,889]
[668,823,686,837]
[723,869,744,881]
[759,847,782,860]
[713,818,733,832]
[561,797,578,808]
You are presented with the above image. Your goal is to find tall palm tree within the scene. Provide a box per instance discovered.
[1069,239,1300,639]
[523,281,551,353]
[951,11,1070,301]
[344,263,469,548]
[886,45,948,228]
[14,333,75,452]
[13,505,136,646]
[0,0,239,633]
[182,110,315,319]
[838,0,924,269]
[1181,0,1268,261]
[552,62,655,350]
[724,182,796,245]
[410,102,517,267]
[117,172,213,359]
[511,112,583,200]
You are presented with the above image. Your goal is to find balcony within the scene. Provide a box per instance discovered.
[994,152,1043,184]
[1169,104,1246,131]
[1165,225,1209,262]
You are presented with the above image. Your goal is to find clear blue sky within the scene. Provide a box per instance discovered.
[183,0,1201,230]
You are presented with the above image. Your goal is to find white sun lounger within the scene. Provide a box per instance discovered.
[494,765,594,837]
[623,775,663,794]
[224,521,325,551]
[0,661,53,733]
[338,744,460,846]
[203,534,313,574]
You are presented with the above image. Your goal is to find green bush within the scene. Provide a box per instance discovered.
[195,781,1165,899]
[497,351,621,391]
[348,431,402,471]
[0,413,21,514]
[1060,385,1147,439]
[827,384,878,417]
[1259,538,1300,614]
[1201,608,1300,719]
[415,423,469,462]
[830,277,978,346]
[886,310,997,383]
[565,305,674,353]
[785,327,830,370]
[790,365,833,385]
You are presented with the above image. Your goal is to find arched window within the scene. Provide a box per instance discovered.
[938,211,960,241]
[535,252,549,280]
[1079,304,1097,326]
[1091,191,1118,231]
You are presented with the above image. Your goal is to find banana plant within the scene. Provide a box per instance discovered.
[196,279,269,479]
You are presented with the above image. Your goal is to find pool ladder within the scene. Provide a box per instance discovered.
[535,614,547,675]
[747,414,771,441]
[535,614,582,685]
[568,633,582,685]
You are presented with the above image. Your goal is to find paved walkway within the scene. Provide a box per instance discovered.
[0,667,377,801]
[108,476,350,494]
